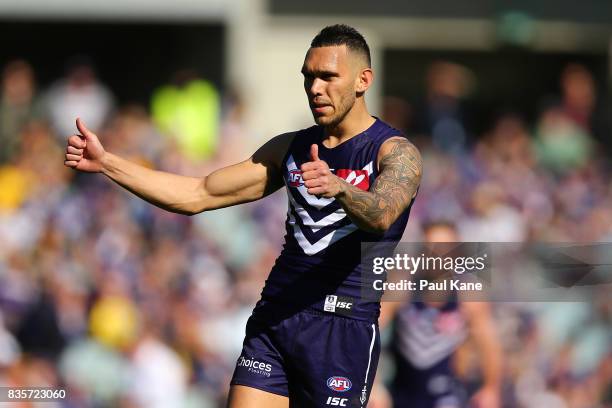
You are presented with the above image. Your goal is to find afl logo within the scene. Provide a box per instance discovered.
[327,376,352,392]
[288,169,303,187]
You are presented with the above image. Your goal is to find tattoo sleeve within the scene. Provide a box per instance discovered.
[336,138,422,233]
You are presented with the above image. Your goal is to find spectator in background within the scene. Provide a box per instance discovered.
[475,113,536,179]
[151,69,220,162]
[560,64,596,132]
[534,63,612,175]
[534,106,594,175]
[126,316,190,408]
[0,59,43,164]
[100,104,166,167]
[382,95,413,137]
[214,88,253,168]
[0,312,20,368]
[459,181,528,242]
[0,121,69,215]
[44,56,115,141]
[414,61,476,155]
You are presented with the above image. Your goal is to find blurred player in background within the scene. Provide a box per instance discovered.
[374,221,502,408]
[63,24,421,408]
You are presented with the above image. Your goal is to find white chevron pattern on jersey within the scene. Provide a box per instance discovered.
[285,155,374,255]
[288,214,358,255]
[397,308,467,369]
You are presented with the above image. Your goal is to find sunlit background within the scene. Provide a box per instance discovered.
[0,1,610,407]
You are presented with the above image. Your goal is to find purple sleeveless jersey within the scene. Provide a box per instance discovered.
[260,117,415,319]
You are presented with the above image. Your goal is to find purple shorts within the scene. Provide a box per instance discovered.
[230,300,380,407]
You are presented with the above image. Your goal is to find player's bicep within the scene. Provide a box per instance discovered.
[372,137,422,214]
[202,159,271,206]
[198,133,293,211]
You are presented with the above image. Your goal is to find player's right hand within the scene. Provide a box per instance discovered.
[301,144,343,198]
[64,117,106,173]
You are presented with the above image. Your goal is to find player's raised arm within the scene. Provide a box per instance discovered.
[64,118,290,215]
[301,137,422,233]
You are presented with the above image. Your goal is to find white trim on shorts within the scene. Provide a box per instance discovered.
[360,323,376,407]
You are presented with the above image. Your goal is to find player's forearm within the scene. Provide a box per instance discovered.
[101,152,206,215]
[480,338,503,390]
[469,305,504,390]
[335,179,402,234]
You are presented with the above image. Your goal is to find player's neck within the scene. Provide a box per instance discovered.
[323,102,375,147]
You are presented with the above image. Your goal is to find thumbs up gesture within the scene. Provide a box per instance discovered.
[300,144,343,198]
[64,117,107,173]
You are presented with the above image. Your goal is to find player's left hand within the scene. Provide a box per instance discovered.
[301,144,343,198]
[470,386,501,408]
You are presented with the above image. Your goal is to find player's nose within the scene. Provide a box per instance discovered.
[308,77,325,96]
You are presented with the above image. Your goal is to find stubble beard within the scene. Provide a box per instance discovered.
[314,92,356,128]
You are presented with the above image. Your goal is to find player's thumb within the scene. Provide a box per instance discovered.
[310,144,320,162]
[76,117,96,141]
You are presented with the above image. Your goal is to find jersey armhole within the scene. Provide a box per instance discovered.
[279,125,320,169]
[279,132,298,170]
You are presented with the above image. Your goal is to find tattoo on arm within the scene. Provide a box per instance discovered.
[336,138,422,233]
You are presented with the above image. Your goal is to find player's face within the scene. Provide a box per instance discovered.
[424,226,459,243]
[302,45,359,127]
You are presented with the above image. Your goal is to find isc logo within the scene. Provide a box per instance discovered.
[336,301,352,310]
[327,376,352,392]
[288,169,303,187]
[326,396,348,406]
[324,295,354,316]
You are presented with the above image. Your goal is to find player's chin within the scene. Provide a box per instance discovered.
[312,113,335,126]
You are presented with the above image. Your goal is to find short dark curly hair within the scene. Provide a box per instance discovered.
[310,24,371,67]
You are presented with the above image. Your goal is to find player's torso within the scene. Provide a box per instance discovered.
[261,118,411,320]
[390,300,468,405]
[393,299,467,376]
[283,122,380,257]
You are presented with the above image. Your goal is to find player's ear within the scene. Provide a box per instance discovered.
[355,67,373,94]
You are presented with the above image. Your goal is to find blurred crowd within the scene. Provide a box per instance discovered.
[0,57,610,408]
